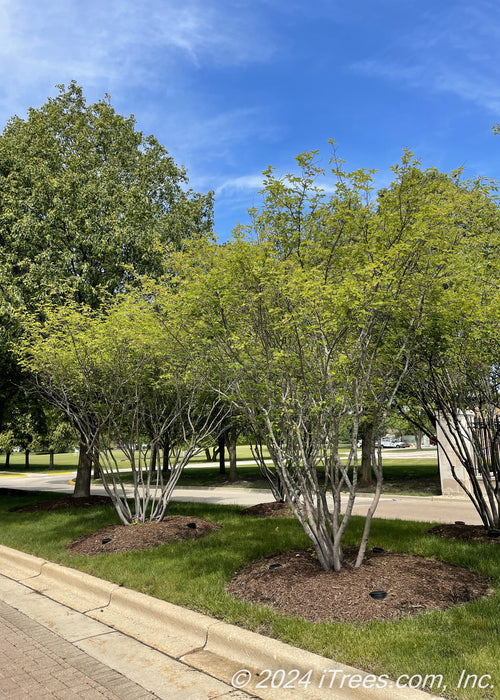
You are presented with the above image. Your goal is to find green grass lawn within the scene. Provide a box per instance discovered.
[1,446,440,496]
[188,443,273,462]
[109,455,440,496]
[370,458,440,496]
[0,445,271,472]
[0,451,80,473]
[0,489,497,699]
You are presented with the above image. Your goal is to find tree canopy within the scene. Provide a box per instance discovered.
[0,82,213,311]
[0,82,214,495]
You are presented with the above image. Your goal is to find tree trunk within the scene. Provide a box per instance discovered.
[150,442,157,475]
[227,430,238,482]
[73,441,92,497]
[162,434,170,478]
[92,449,101,480]
[218,432,226,475]
[49,450,54,470]
[360,420,374,486]
[5,451,10,469]
[355,470,383,567]
[24,448,30,470]
[205,446,219,462]
[415,429,423,450]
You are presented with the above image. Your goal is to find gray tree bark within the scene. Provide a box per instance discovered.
[73,441,92,497]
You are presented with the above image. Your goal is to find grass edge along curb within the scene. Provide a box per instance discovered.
[0,544,432,700]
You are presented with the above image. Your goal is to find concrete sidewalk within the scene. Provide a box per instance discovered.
[0,571,252,700]
[0,596,157,699]
[172,488,483,525]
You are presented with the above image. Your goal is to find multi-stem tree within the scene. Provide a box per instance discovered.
[166,147,497,570]
[19,297,226,524]
[402,288,500,527]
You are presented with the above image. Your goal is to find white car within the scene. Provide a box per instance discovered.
[379,439,408,448]
[359,439,409,448]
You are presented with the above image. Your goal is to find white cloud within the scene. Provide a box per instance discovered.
[0,0,279,121]
[160,106,282,171]
[213,170,350,201]
[0,0,284,215]
[215,174,264,196]
[354,58,500,114]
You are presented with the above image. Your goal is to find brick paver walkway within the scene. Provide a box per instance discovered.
[0,600,157,699]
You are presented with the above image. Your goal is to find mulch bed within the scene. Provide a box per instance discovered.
[11,495,113,512]
[427,523,500,543]
[67,516,221,555]
[240,502,293,518]
[226,548,492,623]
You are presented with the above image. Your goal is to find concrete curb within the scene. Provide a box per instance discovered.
[0,544,434,699]
[0,544,45,579]
[29,562,117,611]
[91,585,214,658]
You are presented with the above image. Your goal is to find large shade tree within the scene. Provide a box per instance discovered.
[0,82,213,495]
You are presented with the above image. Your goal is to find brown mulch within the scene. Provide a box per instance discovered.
[240,502,293,518]
[67,516,221,555]
[226,548,492,623]
[11,496,113,512]
[427,523,500,543]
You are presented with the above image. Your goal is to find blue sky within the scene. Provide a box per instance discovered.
[1,0,500,240]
